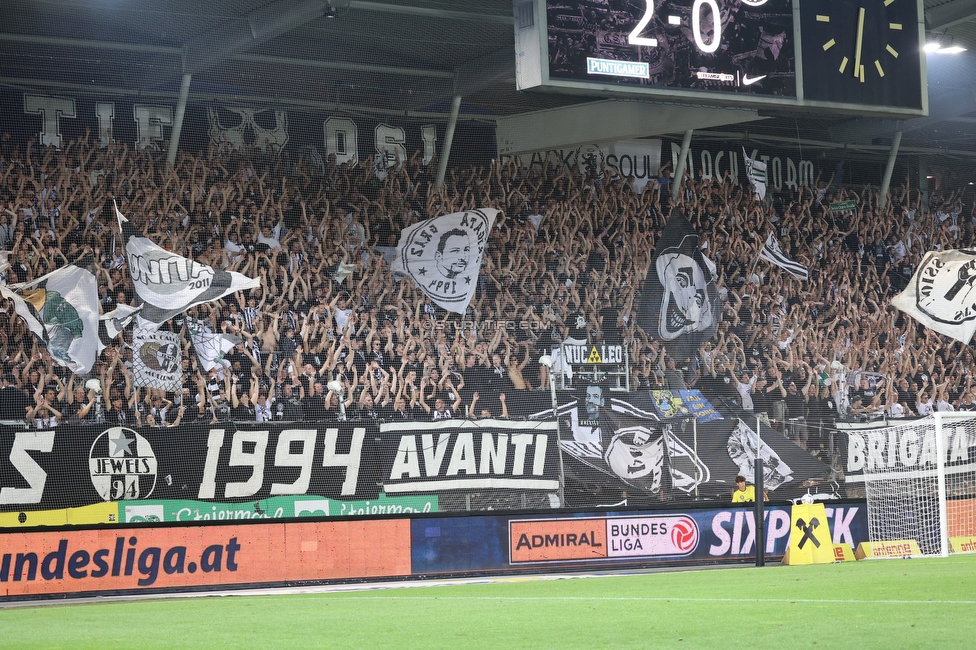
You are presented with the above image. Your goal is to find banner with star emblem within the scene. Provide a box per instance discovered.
[391,208,497,314]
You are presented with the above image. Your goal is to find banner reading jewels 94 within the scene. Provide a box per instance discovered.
[0,422,382,512]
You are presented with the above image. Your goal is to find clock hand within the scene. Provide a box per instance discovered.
[854,6,865,81]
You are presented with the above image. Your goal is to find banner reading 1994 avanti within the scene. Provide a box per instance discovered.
[0,422,391,523]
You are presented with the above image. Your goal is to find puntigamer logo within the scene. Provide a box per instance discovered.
[89,427,158,501]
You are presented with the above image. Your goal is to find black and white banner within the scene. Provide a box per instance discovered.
[892,249,976,344]
[760,232,808,281]
[380,419,561,493]
[743,147,767,200]
[0,422,381,511]
[187,317,240,372]
[840,416,976,484]
[117,203,260,329]
[637,210,721,360]
[391,209,497,314]
[132,328,183,391]
[530,387,833,504]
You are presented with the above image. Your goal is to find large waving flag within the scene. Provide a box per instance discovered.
[187,317,241,371]
[893,249,976,344]
[759,232,809,281]
[637,210,720,360]
[116,202,260,329]
[391,208,497,313]
[0,261,100,375]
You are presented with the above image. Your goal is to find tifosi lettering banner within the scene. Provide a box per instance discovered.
[380,419,561,493]
[391,209,497,314]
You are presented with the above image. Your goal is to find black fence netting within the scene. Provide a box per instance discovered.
[2,3,976,523]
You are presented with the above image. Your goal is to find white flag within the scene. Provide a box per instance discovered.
[132,328,183,391]
[893,249,976,344]
[743,147,766,200]
[759,233,808,281]
[187,317,240,372]
[100,303,143,342]
[117,202,260,329]
[391,208,497,314]
[1,262,100,375]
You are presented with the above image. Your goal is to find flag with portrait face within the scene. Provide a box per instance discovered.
[637,211,721,360]
[391,208,497,313]
[893,249,976,344]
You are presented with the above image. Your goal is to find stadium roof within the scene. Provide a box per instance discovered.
[2,0,976,164]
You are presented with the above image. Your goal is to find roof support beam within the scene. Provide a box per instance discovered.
[0,76,485,121]
[348,1,513,24]
[0,32,180,55]
[434,95,462,189]
[182,0,329,74]
[926,0,976,31]
[236,53,453,79]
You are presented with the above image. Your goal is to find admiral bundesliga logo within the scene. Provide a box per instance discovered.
[89,427,158,501]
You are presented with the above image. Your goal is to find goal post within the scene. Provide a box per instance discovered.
[855,412,976,558]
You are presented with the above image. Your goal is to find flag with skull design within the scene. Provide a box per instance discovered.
[638,210,721,360]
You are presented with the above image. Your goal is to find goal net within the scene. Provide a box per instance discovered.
[856,413,976,557]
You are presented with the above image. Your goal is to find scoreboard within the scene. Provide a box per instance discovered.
[514,0,926,116]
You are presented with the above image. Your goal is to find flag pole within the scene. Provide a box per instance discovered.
[755,415,765,568]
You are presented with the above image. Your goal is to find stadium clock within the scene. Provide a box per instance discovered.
[798,0,924,110]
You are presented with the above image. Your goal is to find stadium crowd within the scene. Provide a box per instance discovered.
[0,130,972,455]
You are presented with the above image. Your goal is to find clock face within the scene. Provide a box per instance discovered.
[799,0,923,110]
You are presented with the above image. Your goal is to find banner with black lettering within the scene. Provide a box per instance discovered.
[132,327,183,391]
[840,416,976,485]
[379,419,562,495]
[390,209,497,314]
[117,202,260,329]
[0,422,381,513]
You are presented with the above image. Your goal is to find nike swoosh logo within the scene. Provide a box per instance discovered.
[742,74,767,86]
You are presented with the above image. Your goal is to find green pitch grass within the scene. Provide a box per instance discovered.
[4,555,976,649]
